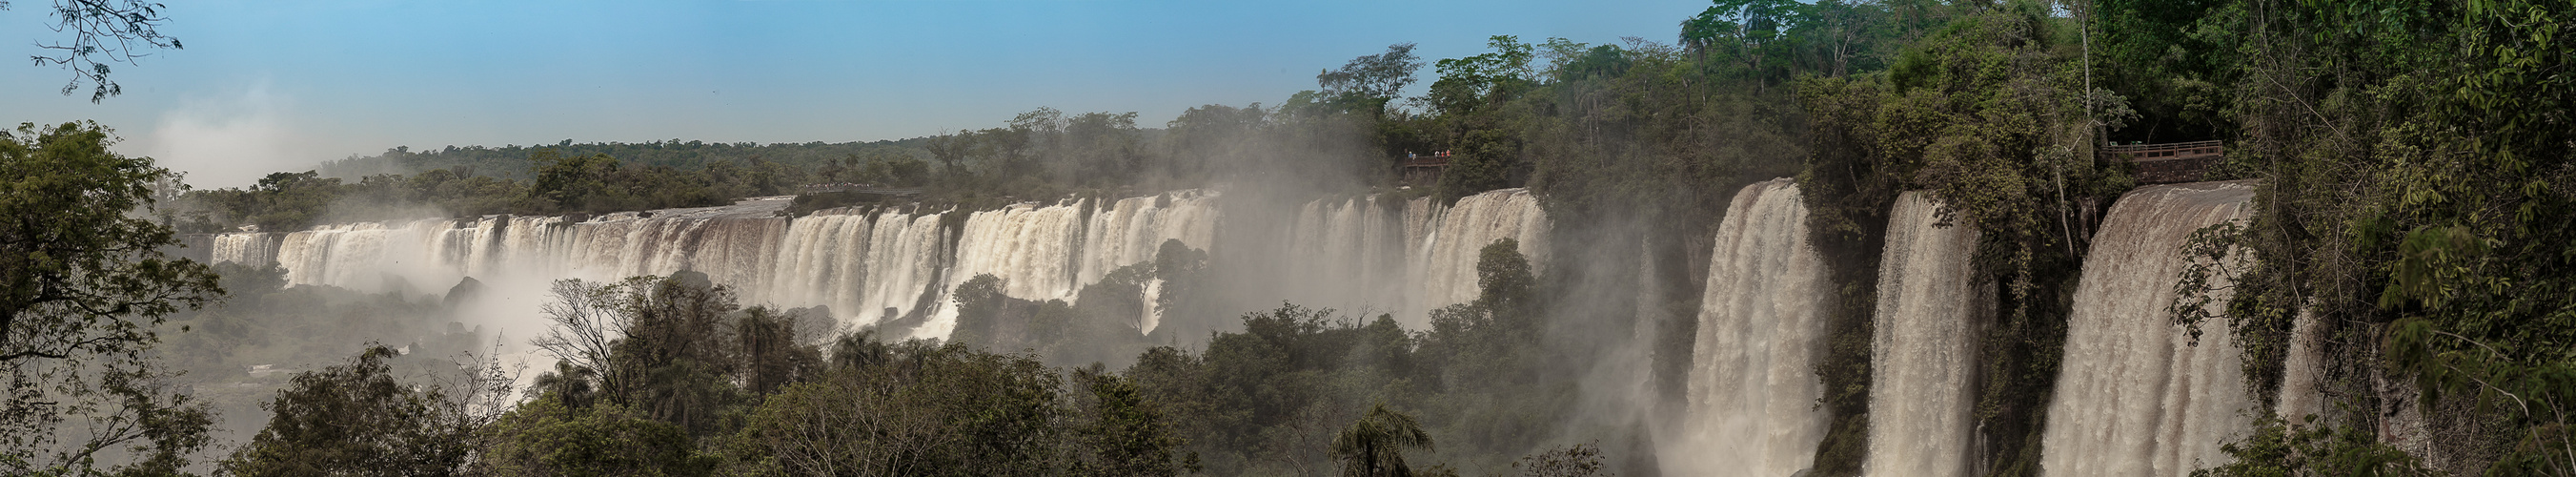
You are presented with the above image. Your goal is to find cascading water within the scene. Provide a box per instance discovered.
[259,186,1548,344]
[1078,191,1219,285]
[277,218,466,292]
[921,200,1088,338]
[2274,310,2327,422]
[209,233,279,266]
[1410,188,1550,313]
[2040,180,2258,477]
[917,191,1220,339]
[1865,191,1988,477]
[1284,195,1409,314]
[760,208,951,323]
[1676,178,1832,477]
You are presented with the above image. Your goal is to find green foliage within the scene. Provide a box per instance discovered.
[169,145,813,232]
[1318,43,1427,114]
[2091,0,2238,142]
[1472,238,1536,319]
[1793,5,2140,474]
[1511,442,1613,477]
[1428,36,1537,116]
[950,274,1091,360]
[318,139,928,182]
[214,171,344,232]
[181,168,540,232]
[738,307,822,397]
[219,345,474,476]
[2206,0,2576,470]
[523,272,836,456]
[1070,366,1193,477]
[610,274,749,437]
[0,120,221,477]
[1114,238,1571,475]
[733,341,1070,476]
[531,149,624,212]
[1680,0,1800,93]
[2193,415,2435,477]
[477,398,710,477]
[1332,403,1435,477]
[532,360,600,410]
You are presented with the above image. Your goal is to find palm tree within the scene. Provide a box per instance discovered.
[531,360,597,407]
[1332,403,1435,477]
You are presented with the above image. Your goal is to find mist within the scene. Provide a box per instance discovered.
[142,82,365,189]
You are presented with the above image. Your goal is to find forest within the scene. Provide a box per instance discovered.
[8,0,2576,475]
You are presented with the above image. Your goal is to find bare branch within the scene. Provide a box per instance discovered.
[23,0,181,102]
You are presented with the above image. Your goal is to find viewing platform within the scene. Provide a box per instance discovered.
[1401,151,1452,187]
[2106,140,2223,184]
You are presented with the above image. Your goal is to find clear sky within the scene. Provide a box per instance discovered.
[0,0,1711,188]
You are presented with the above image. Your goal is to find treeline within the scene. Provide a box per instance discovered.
[314,138,934,181]
[157,147,926,233]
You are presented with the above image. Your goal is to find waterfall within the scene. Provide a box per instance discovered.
[1078,191,1220,285]
[1865,192,1988,477]
[2040,180,2258,477]
[1678,178,1832,477]
[210,233,279,266]
[1140,278,1166,334]
[858,211,950,323]
[955,201,1088,301]
[1284,195,1409,315]
[258,187,1554,342]
[276,218,465,292]
[2275,309,2326,422]
[270,198,843,309]
[1410,188,1550,313]
[918,191,1220,339]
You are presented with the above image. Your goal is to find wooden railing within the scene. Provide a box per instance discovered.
[2105,140,2223,184]
[2104,140,2223,161]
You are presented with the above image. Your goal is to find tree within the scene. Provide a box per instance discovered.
[736,342,1067,476]
[219,345,475,477]
[1330,403,1434,477]
[10,0,182,102]
[531,360,600,409]
[1317,43,1425,114]
[227,170,342,232]
[926,132,971,178]
[1071,366,1191,477]
[529,149,621,212]
[1511,443,1613,477]
[533,279,632,404]
[476,398,711,477]
[605,272,744,437]
[736,306,821,396]
[1680,0,1800,92]
[1472,238,1535,321]
[1426,36,1535,115]
[1,120,220,476]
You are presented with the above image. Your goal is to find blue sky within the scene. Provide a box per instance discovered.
[0,0,1710,188]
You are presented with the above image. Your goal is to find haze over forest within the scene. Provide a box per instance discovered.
[7,1,2576,477]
